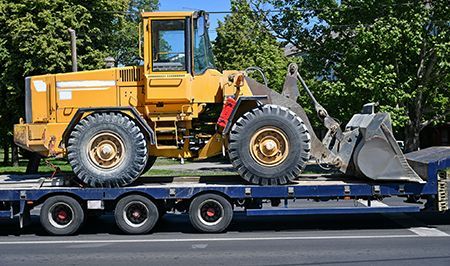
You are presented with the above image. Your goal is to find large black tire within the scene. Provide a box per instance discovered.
[189,193,233,233]
[40,195,85,236]
[229,104,311,185]
[67,112,148,187]
[114,195,159,234]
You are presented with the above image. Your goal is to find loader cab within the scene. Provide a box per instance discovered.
[142,10,219,104]
[142,10,215,76]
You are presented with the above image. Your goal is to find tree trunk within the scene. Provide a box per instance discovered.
[404,87,423,153]
[2,141,9,166]
[404,123,421,152]
[11,141,19,167]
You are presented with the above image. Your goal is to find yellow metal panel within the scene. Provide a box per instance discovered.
[141,11,194,18]
[145,74,192,103]
[29,75,54,122]
[28,124,46,140]
[13,124,47,154]
[120,86,145,107]
[13,124,29,148]
[55,69,118,123]
[198,133,223,159]
[191,69,223,103]
[116,66,145,86]
[149,144,194,158]
[220,70,254,98]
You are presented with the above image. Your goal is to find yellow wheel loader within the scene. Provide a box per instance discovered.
[14,11,423,187]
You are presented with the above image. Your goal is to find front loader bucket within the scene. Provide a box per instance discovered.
[346,112,424,183]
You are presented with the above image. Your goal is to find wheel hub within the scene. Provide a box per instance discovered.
[123,201,149,228]
[57,210,68,220]
[206,208,216,217]
[198,200,224,226]
[250,127,289,167]
[48,202,74,229]
[100,144,114,158]
[132,211,141,219]
[88,131,125,169]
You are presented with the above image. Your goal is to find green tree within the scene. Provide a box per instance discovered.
[110,0,159,65]
[214,0,293,91]
[0,0,158,165]
[253,0,450,151]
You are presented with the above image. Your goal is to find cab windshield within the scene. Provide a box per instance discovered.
[193,14,215,74]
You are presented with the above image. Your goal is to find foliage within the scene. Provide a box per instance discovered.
[111,0,159,65]
[213,0,294,92]
[0,0,158,164]
[252,0,450,151]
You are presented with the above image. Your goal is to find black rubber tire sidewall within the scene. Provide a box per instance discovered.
[67,113,147,187]
[239,117,303,176]
[229,105,310,185]
[39,196,85,236]
[114,195,159,234]
[189,194,233,233]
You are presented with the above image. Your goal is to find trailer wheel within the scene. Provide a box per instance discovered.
[67,112,148,187]
[229,104,311,185]
[114,195,159,234]
[189,194,233,233]
[40,195,84,236]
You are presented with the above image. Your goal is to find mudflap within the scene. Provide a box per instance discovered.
[346,112,424,183]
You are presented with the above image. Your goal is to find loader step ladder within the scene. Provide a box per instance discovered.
[153,120,179,149]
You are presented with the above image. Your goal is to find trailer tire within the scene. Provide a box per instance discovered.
[189,194,233,233]
[40,195,84,236]
[67,112,148,187]
[114,195,159,234]
[229,104,311,185]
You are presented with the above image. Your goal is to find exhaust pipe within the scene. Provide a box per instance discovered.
[68,28,77,72]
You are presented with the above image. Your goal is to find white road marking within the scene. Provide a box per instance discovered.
[66,243,113,248]
[408,227,450,237]
[192,244,208,249]
[357,199,450,237]
[0,234,445,245]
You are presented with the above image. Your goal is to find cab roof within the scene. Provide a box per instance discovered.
[141,11,197,18]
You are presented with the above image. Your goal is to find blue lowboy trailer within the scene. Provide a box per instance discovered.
[0,147,449,235]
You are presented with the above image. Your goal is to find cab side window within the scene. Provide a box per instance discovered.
[151,20,186,72]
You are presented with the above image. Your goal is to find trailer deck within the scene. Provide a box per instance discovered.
[0,147,449,235]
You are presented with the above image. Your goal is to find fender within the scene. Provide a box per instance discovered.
[221,96,268,135]
[61,106,155,147]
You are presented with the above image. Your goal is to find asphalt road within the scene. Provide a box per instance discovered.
[1,195,450,266]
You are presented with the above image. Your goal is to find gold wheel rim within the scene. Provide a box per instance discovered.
[250,127,289,167]
[87,131,125,169]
